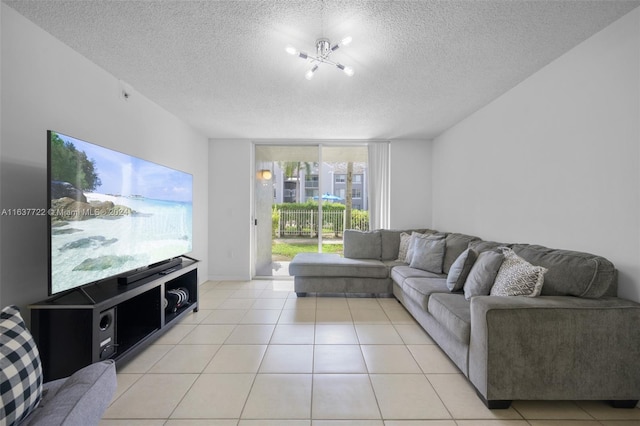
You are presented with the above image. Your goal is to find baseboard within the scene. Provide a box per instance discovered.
[206,274,252,281]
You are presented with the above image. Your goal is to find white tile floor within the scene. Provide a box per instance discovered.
[100,280,640,426]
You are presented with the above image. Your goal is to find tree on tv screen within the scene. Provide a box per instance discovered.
[50,132,101,191]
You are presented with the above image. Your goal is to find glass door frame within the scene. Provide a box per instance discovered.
[251,140,370,279]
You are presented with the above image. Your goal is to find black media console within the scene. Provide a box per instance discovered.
[30,257,198,381]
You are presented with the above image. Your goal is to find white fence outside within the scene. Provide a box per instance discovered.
[275,209,368,238]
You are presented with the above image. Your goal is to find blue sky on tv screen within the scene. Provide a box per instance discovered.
[56,133,193,203]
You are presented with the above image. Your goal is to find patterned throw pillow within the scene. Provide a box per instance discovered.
[491,247,548,297]
[396,232,411,262]
[0,306,43,426]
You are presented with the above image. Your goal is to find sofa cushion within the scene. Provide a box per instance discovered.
[409,237,446,273]
[382,259,408,269]
[469,240,511,253]
[289,253,388,279]
[390,265,446,287]
[24,360,116,426]
[443,233,480,274]
[512,244,616,298]
[428,293,471,344]
[464,250,504,300]
[402,277,449,311]
[380,228,434,261]
[344,230,382,259]
[0,306,43,426]
[447,248,478,292]
[491,247,547,297]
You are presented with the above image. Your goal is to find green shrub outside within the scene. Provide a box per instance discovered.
[271,207,280,238]
[275,201,345,211]
[272,202,369,237]
[350,209,369,230]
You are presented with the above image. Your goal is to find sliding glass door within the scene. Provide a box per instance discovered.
[254,143,369,278]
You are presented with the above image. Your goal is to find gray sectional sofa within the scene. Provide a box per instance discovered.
[289,229,640,409]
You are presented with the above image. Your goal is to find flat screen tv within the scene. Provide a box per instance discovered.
[48,130,193,296]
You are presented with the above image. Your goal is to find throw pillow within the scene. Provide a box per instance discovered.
[343,230,382,259]
[446,248,478,292]
[404,232,444,264]
[0,306,43,426]
[464,250,504,300]
[396,232,411,262]
[409,237,446,273]
[491,247,548,297]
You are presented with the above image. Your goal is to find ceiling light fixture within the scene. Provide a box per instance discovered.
[286,36,354,80]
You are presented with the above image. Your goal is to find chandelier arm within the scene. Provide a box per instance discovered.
[300,55,339,67]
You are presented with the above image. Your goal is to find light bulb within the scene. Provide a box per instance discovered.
[257,169,272,180]
[341,36,353,46]
[343,66,354,77]
[305,65,318,80]
[285,46,298,55]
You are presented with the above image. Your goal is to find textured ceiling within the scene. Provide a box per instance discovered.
[4,0,639,140]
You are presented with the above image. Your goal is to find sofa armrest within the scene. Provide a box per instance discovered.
[469,296,640,403]
[23,360,116,426]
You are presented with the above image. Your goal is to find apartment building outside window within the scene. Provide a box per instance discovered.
[305,175,319,188]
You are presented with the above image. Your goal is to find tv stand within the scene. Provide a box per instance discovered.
[30,257,198,381]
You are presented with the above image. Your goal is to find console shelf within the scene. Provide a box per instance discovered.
[30,258,198,381]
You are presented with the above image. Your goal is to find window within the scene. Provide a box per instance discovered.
[305,175,319,188]
[254,143,373,278]
[352,188,362,199]
[305,189,319,199]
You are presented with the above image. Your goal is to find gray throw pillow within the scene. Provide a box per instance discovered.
[491,247,548,297]
[446,248,478,292]
[404,232,444,263]
[464,250,504,300]
[409,237,446,273]
[343,230,382,259]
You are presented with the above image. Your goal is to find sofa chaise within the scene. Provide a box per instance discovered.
[289,229,640,409]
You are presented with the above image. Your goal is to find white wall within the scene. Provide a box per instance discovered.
[0,4,209,310]
[432,9,640,302]
[390,139,432,229]
[208,139,253,280]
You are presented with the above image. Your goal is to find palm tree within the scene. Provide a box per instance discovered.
[345,162,353,230]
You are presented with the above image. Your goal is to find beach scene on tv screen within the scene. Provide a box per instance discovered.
[50,132,193,294]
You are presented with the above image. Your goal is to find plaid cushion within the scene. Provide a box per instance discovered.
[0,306,43,426]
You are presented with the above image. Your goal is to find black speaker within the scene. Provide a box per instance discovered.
[98,308,117,360]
